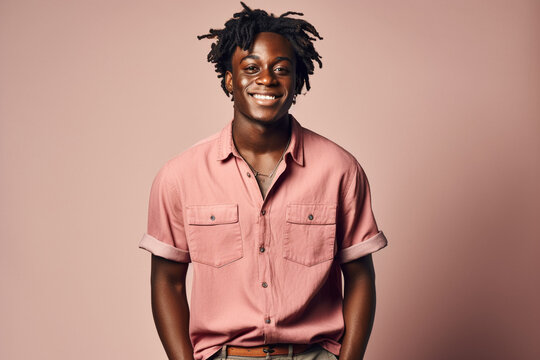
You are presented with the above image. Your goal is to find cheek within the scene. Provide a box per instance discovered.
[237,77,250,90]
[286,76,296,93]
[286,79,296,96]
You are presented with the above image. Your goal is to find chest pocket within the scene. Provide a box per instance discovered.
[283,204,337,266]
[186,204,243,268]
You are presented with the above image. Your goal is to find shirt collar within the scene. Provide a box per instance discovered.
[216,114,304,166]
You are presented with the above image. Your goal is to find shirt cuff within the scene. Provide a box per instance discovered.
[337,231,388,264]
[139,233,191,263]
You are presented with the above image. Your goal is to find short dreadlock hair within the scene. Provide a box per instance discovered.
[197,1,323,98]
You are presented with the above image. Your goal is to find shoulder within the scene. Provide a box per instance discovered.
[301,126,373,201]
[301,126,363,175]
[157,130,221,178]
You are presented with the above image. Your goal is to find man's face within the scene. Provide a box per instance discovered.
[225,32,296,125]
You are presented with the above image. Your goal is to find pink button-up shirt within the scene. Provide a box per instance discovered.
[139,115,388,360]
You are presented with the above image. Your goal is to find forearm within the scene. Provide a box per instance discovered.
[339,256,377,360]
[151,279,194,360]
[152,284,193,360]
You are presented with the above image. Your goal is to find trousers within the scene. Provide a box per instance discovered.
[207,343,339,360]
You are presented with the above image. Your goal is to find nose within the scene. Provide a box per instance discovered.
[256,68,278,86]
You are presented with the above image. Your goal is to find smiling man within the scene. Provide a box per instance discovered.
[139,3,388,360]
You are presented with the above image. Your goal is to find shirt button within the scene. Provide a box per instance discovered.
[261,209,266,216]
[210,215,215,221]
[259,246,265,253]
[246,172,252,178]
[308,214,314,220]
[262,282,268,288]
[265,318,271,324]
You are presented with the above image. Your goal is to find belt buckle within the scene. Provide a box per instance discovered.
[262,344,276,354]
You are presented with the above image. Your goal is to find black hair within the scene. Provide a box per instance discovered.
[197,1,323,98]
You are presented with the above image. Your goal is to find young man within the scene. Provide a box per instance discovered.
[139,3,388,360]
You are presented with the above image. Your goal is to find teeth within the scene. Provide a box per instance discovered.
[252,94,276,100]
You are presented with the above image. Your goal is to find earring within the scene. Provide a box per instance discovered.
[292,94,297,104]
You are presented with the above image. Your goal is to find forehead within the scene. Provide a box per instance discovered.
[231,32,295,63]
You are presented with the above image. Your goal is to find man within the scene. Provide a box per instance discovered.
[139,3,388,360]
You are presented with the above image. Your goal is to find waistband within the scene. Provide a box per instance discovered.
[216,343,314,358]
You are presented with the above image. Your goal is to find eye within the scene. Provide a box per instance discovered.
[244,65,259,73]
[274,66,290,74]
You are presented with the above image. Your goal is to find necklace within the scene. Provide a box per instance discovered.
[243,135,291,183]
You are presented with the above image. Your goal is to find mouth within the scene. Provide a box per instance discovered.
[249,93,283,106]
[250,93,280,100]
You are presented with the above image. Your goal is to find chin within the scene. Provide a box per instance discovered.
[255,115,288,126]
[244,111,281,123]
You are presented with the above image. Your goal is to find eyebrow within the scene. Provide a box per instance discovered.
[275,56,293,63]
[239,55,294,64]
[240,54,259,62]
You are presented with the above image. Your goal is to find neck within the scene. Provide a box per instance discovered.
[232,113,291,155]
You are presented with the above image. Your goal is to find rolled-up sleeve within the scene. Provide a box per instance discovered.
[138,162,190,263]
[336,161,387,264]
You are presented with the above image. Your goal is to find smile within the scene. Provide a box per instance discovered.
[249,93,281,100]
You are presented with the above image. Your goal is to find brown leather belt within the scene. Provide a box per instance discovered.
[226,343,312,357]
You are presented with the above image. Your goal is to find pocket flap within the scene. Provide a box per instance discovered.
[286,204,337,225]
[186,204,239,225]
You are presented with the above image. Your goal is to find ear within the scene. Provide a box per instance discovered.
[225,71,233,94]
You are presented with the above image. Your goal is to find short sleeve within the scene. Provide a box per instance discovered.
[138,162,191,263]
[336,161,388,264]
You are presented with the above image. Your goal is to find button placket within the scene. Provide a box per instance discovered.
[259,206,268,255]
[257,202,275,332]
[236,152,282,334]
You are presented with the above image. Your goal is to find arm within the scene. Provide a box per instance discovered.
[150,254,194,360]
[339,253,377,360]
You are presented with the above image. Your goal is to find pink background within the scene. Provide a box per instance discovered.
[1,0,539,359]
